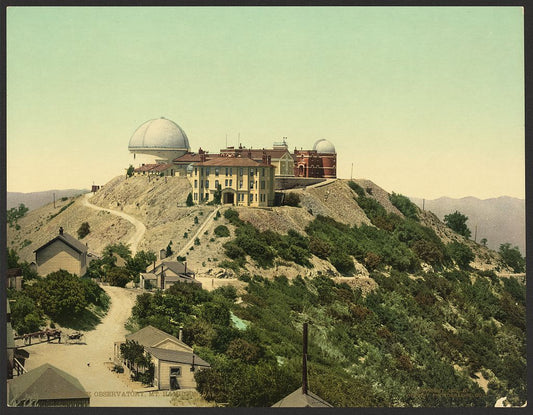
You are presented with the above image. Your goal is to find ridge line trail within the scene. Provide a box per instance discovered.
[177,206,221,257]
[82,193,146,254]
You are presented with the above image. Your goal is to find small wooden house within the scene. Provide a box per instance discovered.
[33,228,88,277]
[142,260,200,290]
[114,325,210,390]
[7,363,90,407]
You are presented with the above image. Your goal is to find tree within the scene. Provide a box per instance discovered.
[446,242,474,269]
[106,267,132,287]
[480,238,488,247]
[7,248,20,268]
[7,203,29,227]
[214,225,230,238]
[77,222,90,239]
[166,241,173,258]
[127,250,157,279]
[444,211,471,239]
[126,165,135,177]
[498,243,525,273]
[389,192,418,220]
[186,192,194,206]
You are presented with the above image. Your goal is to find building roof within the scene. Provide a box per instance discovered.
[126,325,192,351]
[134,163,159,172]
[271,387,333,407]
[145,347,210,367]
[128,117,190,151]
[151,163,174,172]
[7,363,90,403]
[140,272,157,280]
[220,148,291,160]
[312,138,336,154]
[173,153,208,163]
[196,157,273,167]
[164,275,201,285]
[162,260,194,275]
[34,232,88,255]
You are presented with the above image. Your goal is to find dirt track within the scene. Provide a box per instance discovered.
[20,286,174,407]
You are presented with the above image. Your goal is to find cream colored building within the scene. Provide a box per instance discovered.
[187,155,275,207]
[114,325,210,390]
[33,228,88,277]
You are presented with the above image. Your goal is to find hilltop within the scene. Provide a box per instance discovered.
[8,174,512,283]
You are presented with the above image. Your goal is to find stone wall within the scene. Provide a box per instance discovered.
[275,177,326,190]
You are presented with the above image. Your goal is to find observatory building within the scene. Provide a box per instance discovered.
[128,117,190,162]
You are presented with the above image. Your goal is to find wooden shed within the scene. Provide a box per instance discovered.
[33,227,88,276]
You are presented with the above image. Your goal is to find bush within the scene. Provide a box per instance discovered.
[348,181,366,197]
[389,192,418,220]
[446,242,474,269]
[498,243,525,273]
[283,192,301,207]
[214,225,230,238]
[186,193,194,206]
[224,209,243,226]
[77,222,91,239]
[106,267,132,287]
[194,237,201,246]
[330,251,355,274]
[444,211,471,239]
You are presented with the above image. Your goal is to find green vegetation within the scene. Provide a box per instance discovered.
[126,165,135,177]
[128,271,525,406]
[186,192,194,206]
[49,200,75,220]
[348,181,366,198]
[389,192,419,221]
[120,340,154,385]
[8,270,109,333]
[166,241,173,257]
[498,243,525,273]
[214,225,230,238]
[446,242,474,269]
[77,221,90,239]
[7,203,29,227]
[444,211,471,239]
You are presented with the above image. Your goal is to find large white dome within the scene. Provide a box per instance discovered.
[128,117,190,151]
[313,139,336,154]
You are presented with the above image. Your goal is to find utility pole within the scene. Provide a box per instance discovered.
[474,225,477,243]
[422,199,425,211]
[53,193,56,208]
[350,163,353,180]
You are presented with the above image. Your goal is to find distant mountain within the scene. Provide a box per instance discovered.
[7,189,89,211]
[409,196,525,255]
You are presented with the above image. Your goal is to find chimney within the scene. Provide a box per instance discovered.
[267,155,271,165]
[179,327,183,342]
[59,227,64,235]
[302,322,308,395]
[184,262,187,274]
[262,151,267,164]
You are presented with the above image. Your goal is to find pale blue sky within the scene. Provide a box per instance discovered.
[7,6,524,198]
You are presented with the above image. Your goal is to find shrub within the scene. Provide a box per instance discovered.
[446,242,474,269]
[77,222,90,239]
[126,165,134,177]
[444,211,471,239]
[309,237,332,259]
[283,192,301,207]
[389,192,418,221]
[194,237,201,246]
[330,251,355,274]
[186,193,194,206]
[224,209,243,226]
[348,181,366,197]
[106,267,132,287]
[214,225,230,238]
[498,243,525,273]
[194,216,199,225]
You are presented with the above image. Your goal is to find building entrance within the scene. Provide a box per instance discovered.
[223,192,235,205]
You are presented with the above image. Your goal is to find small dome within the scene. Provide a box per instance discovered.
[128,117,190,151]
[313,139,335,154]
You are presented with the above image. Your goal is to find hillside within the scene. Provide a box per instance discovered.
[8,175,512,282]
[409,196,525,255]
[7,189,89,211]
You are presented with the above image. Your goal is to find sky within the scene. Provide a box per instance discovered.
[7,6,525,199]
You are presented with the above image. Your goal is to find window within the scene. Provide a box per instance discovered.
[200,180,204,188]
[206,167,210,175]
[194,193,198,200]
[261,181,265,189]
[194,180,198,188]
[239,168,243,176]
[206,193,209,200]
[250,181,254,189]
[250,169,254,176]
[249,194,253,202]
[201,167,204,175]
[215,180,219,188]
[225,168,228,176]
[225,179,228,186]
[255,194,257,201]
[170,367,181,376]
[230,168,233,176]
[239,180,243,189]
[194,167,197,176]
[215,168,219,176]
[229,179,233,186]
[206,180,209,189]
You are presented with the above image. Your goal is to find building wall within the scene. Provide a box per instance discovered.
[155,359,200,390]
[35,241,86,276]
[188,164,275,207]
[151,339,191,352]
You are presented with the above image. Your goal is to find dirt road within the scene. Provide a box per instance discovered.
[83,193,146,254]
[20,286,173,407]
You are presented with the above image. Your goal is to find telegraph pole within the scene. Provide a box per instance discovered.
[350,163,353,180]
[53,193,56,208]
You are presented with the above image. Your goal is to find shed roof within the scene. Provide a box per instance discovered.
[126,325,192,351]
[34,233,88,255]
[7,363,89,403]
[271,387,333,407]
[145,347,210,367]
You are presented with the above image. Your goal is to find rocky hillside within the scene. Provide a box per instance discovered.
[8,175,512,283]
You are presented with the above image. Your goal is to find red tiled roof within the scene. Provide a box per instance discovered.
[134,164,159,172]
[173,153,203,163]
[196,157,273,167]
[152,163,174,172]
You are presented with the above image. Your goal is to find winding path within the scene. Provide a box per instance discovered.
[83,193,146,254]
[177,206,221,257]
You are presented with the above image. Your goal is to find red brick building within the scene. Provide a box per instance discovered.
[293,139,336,178]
